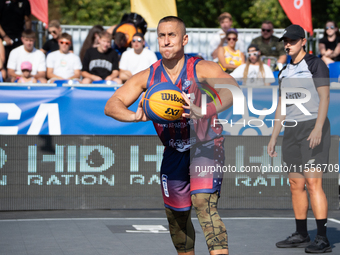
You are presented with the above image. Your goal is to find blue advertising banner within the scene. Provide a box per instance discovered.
[0,86,340,137]
[0,87,155,135]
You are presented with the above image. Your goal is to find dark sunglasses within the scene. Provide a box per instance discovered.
[59,40,70,45]
[247,51,259,57]
[132,38,142,43]
[48,30,58,35]
[227,37,237,41]
[261,29,272,33]
[326,26,335,30]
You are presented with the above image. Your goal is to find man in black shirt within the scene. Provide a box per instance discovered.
[82,31,121,84]
[0,0,31,68]
[41,20,73,54]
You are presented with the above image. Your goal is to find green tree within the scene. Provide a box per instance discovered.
[176,0,253,28]
[48,0,130,26]
[311,0,340,28]
[176,0,290,28]
[47,0,340,29]
[241,0,290,28]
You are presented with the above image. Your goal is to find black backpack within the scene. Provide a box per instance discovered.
[116,12,148,35]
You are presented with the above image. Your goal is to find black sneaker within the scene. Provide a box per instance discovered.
[276,232,311,248]
[305,235,332,253]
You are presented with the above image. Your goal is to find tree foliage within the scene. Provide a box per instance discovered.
[48,0,340,29]
[311,0,340,28]
[48,0,130,26]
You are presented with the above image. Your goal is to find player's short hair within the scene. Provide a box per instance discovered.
[262,20,274,28]
[98,30,112,40]
[49,20,61,29]
[59,32,72,43]
[158,16,186,36]
[22,29,36,39]
[218,12,232,22]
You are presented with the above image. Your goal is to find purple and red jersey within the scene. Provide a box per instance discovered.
[146,55,223,152]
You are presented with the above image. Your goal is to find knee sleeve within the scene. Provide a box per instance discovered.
[165,207,195,253]
[192,192,228,251]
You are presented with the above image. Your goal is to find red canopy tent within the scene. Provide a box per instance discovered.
[29,0,48,27]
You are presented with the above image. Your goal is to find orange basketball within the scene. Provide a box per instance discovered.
[143,82,185,124]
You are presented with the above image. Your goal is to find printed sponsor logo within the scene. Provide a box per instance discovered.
[162,174,169,197]
[161,93,185,104]
[182,79,192,91]
[164,108,180,116]
[307,159,315,164]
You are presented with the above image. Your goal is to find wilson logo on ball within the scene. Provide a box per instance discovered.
[161,93,186,104]
[142,82,185,124]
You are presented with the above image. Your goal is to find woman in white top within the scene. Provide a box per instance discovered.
[230,44,274,86]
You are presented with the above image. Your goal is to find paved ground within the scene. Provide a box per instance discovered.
[0,209,339,255]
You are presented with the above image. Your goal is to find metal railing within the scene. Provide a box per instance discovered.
[32,21,325,61]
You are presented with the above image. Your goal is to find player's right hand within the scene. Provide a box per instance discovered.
[135,96,149,122]
[267,139,277,157]
[181,92,203,119]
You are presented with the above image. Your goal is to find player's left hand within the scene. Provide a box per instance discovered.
[307,127,322,149]
[181,92,203,119]
[135,94,150,122]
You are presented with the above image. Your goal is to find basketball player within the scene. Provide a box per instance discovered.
[105,16,239,255]
[267,24,332,253]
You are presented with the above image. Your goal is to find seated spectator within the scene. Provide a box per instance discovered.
[319,21,340,65]
[79,25,104,62]
[250,20,286,70]
[17,61,36,83]
[209,12,245,61]
[0,38,6,81]
[81,31,121,84]
[230,44,275,86]
[0,0,31,68]
[41,20,73,54]
[119,33,157,82]
[7,29,46,83]
[46,33,82,81]
[217,30,245,73]
[113,32,128,57]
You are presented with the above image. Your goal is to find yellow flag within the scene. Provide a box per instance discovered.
[131,0,177,28]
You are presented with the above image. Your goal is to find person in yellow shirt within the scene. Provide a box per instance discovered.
[217,30,245,73]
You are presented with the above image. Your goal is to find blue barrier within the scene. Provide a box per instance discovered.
[328,61,340,79]
[1,86,340,137]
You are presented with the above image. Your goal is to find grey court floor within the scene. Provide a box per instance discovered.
[0,209,339,255]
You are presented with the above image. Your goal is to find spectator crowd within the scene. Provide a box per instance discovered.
[0,3,338,86]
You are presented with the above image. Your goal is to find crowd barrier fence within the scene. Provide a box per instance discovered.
[31,21,325,61]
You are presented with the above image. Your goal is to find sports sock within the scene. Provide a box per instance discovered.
[316,219,327,237]
[295,219,308,237]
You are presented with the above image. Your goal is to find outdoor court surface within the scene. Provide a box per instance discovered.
[0,209,339,255]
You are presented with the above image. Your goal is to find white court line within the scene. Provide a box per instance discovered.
[329,218,340,224]
[0,217,339,223]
